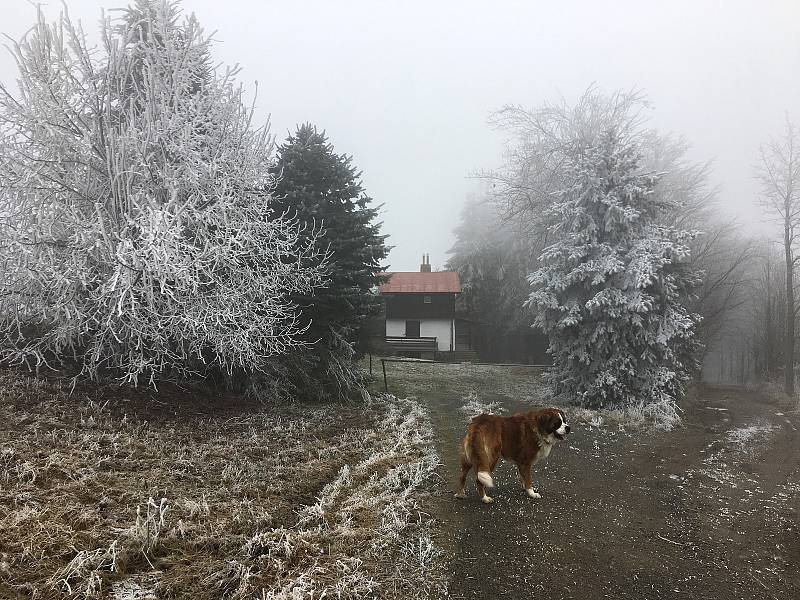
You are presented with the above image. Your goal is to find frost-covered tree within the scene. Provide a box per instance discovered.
[0,1,325,385]
[755,118,800,396]
[267,125,388,401]
[482,90,754,357]
[526,91,703,407]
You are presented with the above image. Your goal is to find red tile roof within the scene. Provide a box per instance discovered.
[379,272,461,294]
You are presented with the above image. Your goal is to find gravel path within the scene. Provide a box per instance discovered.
[426,385,799,600]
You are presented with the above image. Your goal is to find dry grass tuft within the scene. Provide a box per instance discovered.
[460,390,505,421]
[569,397,683,432]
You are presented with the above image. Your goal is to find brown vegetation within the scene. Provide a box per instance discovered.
[0,371,444,599]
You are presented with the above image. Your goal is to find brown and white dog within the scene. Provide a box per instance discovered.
[455,408,571,503]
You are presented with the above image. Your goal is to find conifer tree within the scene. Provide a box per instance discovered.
[270,125,388,400]
[527,96,702,409]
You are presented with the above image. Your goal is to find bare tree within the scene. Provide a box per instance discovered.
[689,223,755,348]
[749,243,786,379]
[755,118,800,396]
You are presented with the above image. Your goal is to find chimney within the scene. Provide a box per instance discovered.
[420,253,431,273]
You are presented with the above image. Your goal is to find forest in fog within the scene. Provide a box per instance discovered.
[447,93,798,393]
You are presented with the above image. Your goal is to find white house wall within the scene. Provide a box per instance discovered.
[385,319,405,338]
[386,318,454,351]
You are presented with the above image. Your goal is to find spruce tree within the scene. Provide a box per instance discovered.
[528,128,703,408]
[270,124,388,400]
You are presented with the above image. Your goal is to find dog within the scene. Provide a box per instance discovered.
[455,408,571,504]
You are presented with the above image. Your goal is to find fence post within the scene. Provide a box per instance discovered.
[382,359,388,393]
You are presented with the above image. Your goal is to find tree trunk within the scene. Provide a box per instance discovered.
[765,261,774,374]
[785,220,795,396]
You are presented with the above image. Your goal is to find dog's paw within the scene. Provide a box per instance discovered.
[526,488,542,499]
[454,491,466,499]
[481,495,494,504]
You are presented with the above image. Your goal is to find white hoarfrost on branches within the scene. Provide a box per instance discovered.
[526,90,703,408]
[0,2,326,384]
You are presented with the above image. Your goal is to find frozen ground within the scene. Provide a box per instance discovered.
[0,372,445,599]
[381,360,799,600]
[4,361,797,600]
[378,364,800,600]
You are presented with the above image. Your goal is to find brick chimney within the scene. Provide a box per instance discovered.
[420,253,431,273]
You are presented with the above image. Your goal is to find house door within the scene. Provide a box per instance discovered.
[405,320,420,338]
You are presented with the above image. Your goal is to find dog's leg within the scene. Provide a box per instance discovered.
[455,465,470,499]
[476,457,495,503]
[455,454,470,499]
[476,469,495,489]
[468,431,495,504]
[476,453,496,487]
[517,462,541,499]
[476,479,493,504]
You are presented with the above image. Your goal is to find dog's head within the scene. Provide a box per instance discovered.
[537,408,571,440]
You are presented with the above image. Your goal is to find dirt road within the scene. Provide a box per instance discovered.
[425,384,799,600]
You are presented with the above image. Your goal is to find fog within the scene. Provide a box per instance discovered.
[2,0,798,270]
[1,3,799,593]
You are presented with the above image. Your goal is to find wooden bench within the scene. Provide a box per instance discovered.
[385,336,438,353]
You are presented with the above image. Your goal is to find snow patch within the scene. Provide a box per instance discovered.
[725,423,775,446]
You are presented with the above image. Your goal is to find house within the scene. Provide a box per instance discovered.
[379,254,465,358]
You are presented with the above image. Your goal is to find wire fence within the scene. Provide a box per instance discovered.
[373,356,551,393]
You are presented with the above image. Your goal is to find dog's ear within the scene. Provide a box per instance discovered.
[536,410,560,434]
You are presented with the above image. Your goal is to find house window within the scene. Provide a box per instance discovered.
[423,295,432,304]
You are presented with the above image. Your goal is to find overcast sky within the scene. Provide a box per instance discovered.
[2,0,799,271]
